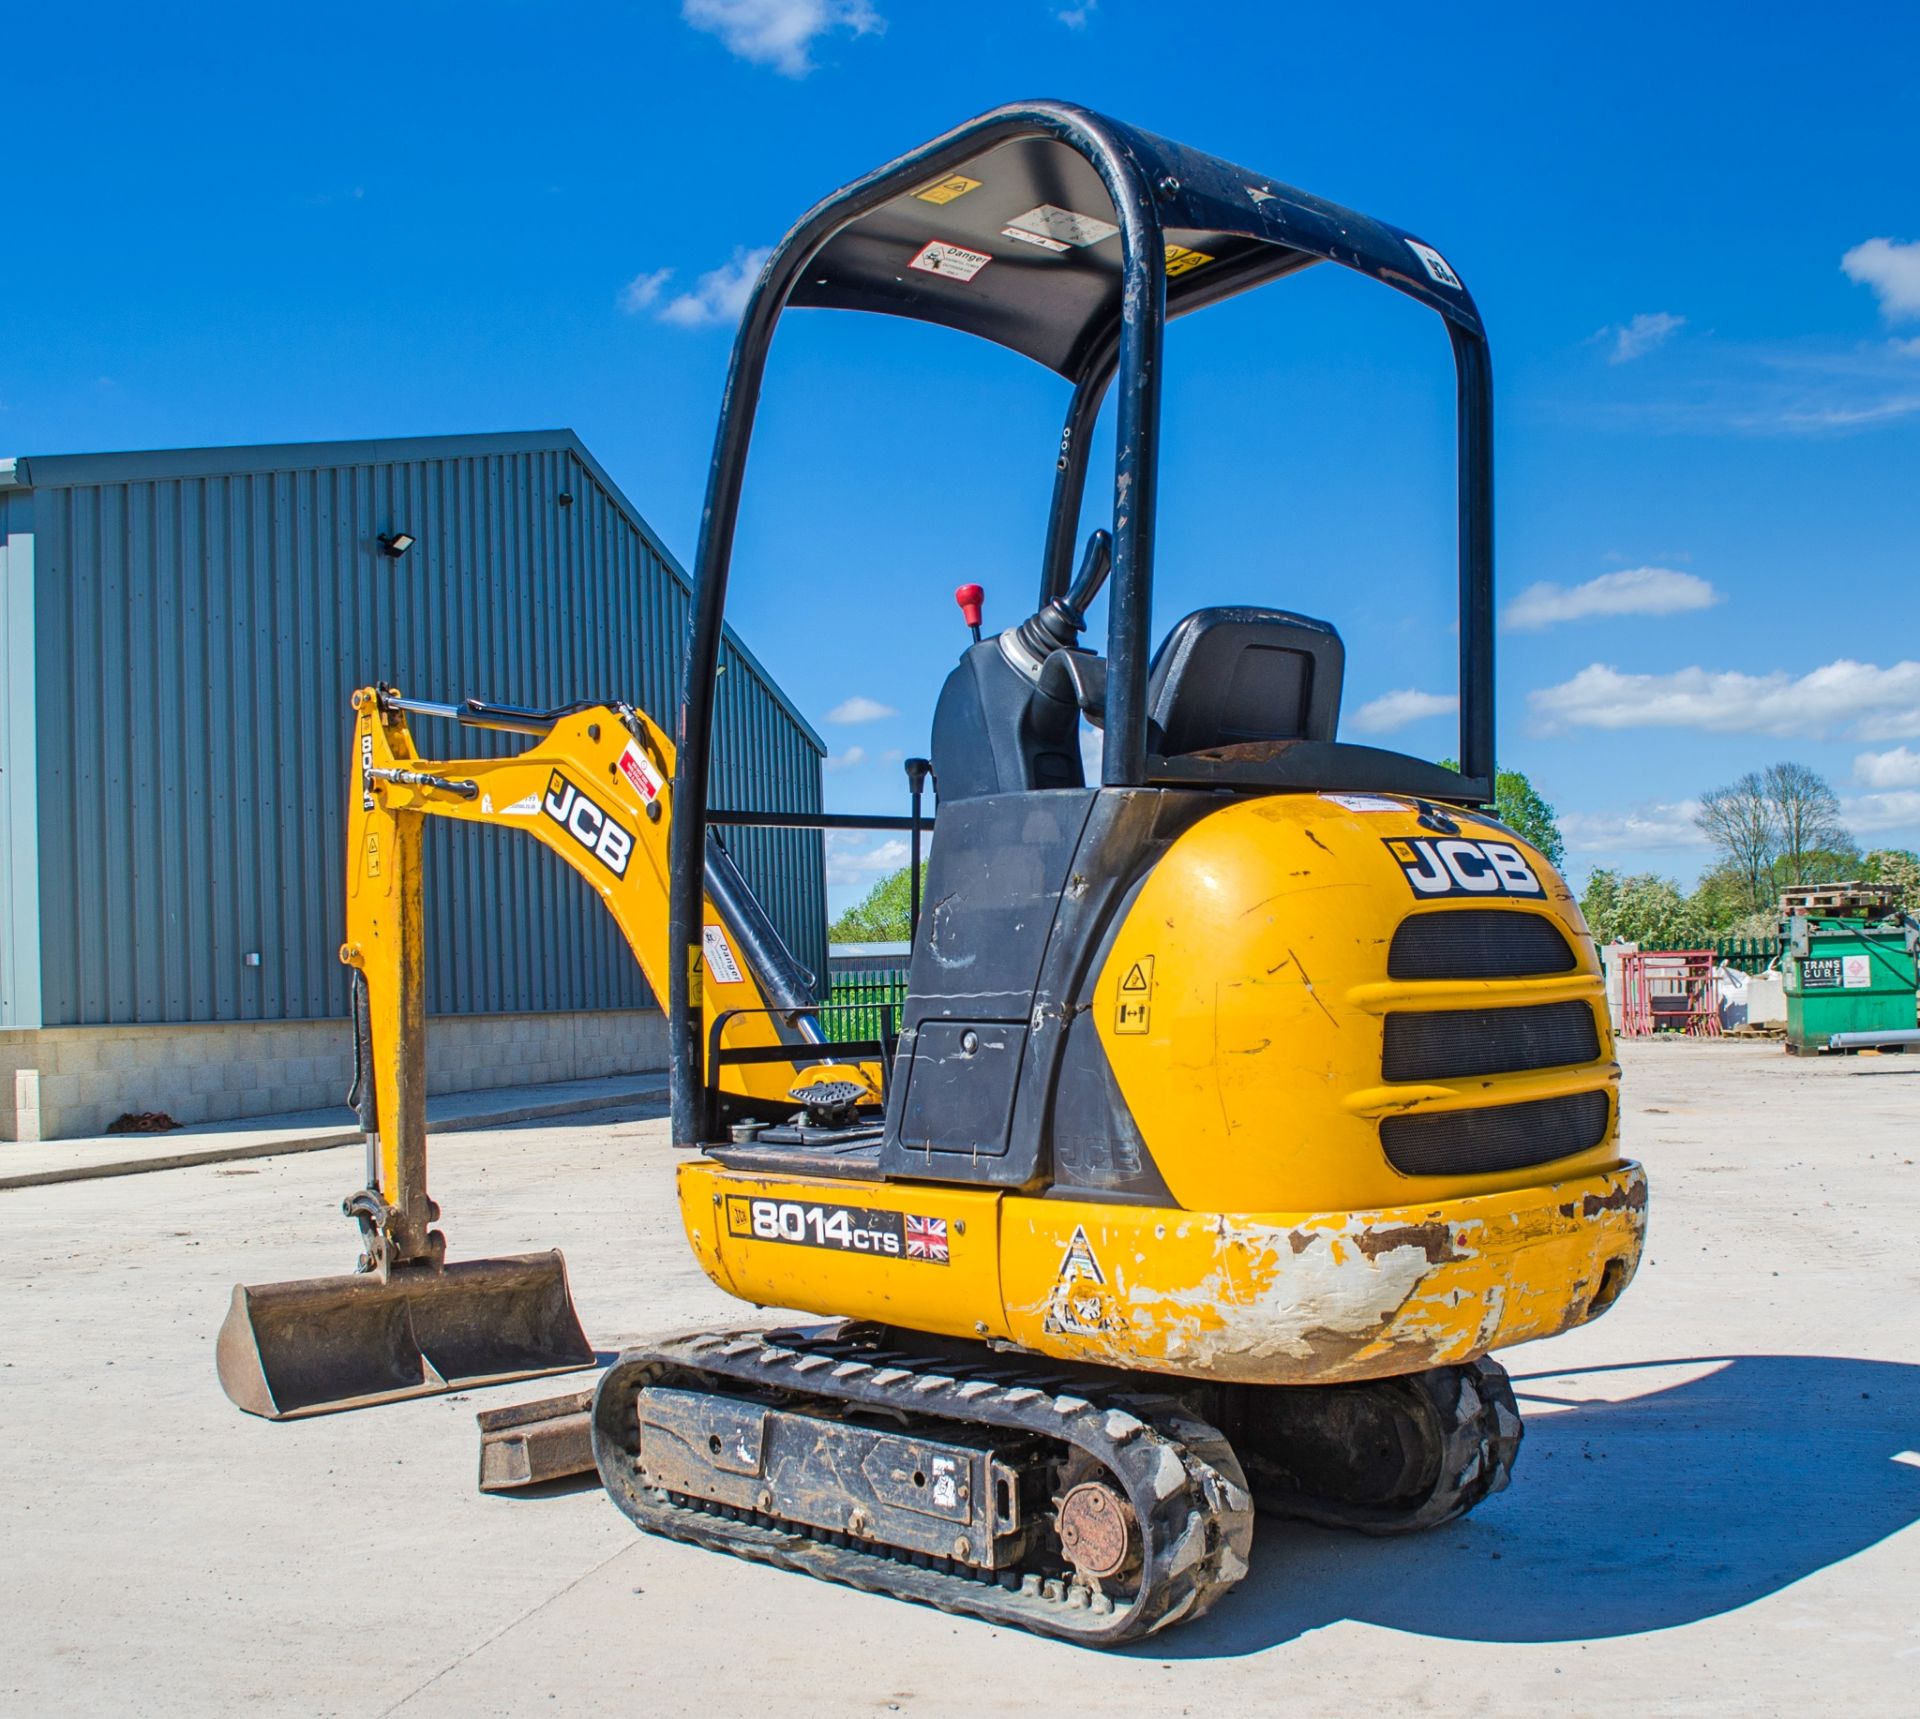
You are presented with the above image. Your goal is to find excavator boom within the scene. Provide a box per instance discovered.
[217,685,873,1419]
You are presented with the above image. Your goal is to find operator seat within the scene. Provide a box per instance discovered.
[1146,606,1345,756]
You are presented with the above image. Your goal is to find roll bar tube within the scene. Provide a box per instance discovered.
[668,104,1167,1146]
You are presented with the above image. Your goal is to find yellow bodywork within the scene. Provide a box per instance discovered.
[680,790,1645,1387]
[340,688,875,1259]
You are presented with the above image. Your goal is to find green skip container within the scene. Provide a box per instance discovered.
[1780,912,1919,1054]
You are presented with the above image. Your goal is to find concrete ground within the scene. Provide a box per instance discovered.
[0,1072,666,1190]
[3,1040,1917,1717]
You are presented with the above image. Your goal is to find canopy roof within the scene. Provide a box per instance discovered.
[787,113,1484,380]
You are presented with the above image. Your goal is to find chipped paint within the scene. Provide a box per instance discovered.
[997,1163,1649,1385]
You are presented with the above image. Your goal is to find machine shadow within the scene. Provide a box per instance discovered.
[1154,1354,1920,1660]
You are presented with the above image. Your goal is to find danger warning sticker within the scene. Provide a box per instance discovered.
[702,924,744,985]
[1164,244,1214,278]
[1114,954,1153,1034]
[913,175,981,206]
[1406,239,1462,290]
[1005,204,1118,249]
[1059,1223,1106,1285]
[909,240,992,282]
[617,742,664,805]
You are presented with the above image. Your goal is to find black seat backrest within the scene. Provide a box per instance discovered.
[1146,606,1345,755]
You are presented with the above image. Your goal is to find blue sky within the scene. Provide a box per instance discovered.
[10,1,1919,912]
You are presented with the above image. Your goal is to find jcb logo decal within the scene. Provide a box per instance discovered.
[1384,836,1542,898]
[544,771,633,877]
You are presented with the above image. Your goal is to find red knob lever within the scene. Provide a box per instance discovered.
[954,584,985,629]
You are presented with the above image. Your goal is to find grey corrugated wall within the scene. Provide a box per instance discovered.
[27,438,825,1025]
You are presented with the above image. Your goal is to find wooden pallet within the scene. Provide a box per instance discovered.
[1778,881,1896,916]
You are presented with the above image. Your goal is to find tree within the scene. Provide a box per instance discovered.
[1687,863,1760,935]
[1763,761,1852,888]
[1439,761,1566,868]
[1580,868,1710,947]
[829,863,927,943]
[1694,761,1856,910]
[1864,848,1920,912]
[1694,771,1774,912]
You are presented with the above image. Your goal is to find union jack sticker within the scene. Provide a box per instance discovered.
[904,1215,950,1264]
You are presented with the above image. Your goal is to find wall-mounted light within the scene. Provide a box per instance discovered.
[557,491,574,508]
[379,531,416,558]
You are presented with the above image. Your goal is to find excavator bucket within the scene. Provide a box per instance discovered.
[216,1250,594,1420]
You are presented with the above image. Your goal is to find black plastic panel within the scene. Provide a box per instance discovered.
[1380,1090,1611,1177]
[1382,1002,1600,1083]
[896,1022,1027,1158]
[1387,911,1577,981]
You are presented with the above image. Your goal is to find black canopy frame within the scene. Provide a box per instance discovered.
[667,100,1496,1144]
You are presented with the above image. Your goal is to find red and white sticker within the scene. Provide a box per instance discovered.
[617,741,664,804]
[908,240,992,282]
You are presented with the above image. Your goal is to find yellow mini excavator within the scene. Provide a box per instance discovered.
[225,101,1649,1648]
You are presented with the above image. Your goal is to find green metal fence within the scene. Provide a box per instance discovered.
[824,969,910,1044]
[1640,937,1780,974]
[1705,937,1780,974]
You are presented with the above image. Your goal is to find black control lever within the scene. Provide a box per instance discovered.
[1000,529,1116,684]
[1064,528,1112,621]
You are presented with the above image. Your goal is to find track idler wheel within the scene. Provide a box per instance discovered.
[1232,1357,1523,1536]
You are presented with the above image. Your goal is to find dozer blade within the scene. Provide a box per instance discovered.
[216,1249,595,1419]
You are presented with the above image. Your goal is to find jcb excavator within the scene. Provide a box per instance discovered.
[225,101,1649,1648]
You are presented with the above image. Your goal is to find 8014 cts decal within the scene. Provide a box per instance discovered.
[725,1197,950,1264]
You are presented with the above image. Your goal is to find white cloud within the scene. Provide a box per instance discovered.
[1530,659,1920,741]
[1842,237,1920,321]
[655,246,772,328]
[1573,334,1920,436]
[1559,800,1707,854]
[618,268,672,314]
[1349,689,1457,734]
[1080,723,1103,781]
[1603,311,1686,364]
[682,0,882,76]
[1505,566,1720,631]
[825,694,897,724]
[824,745,867,772]
[824,831,909,887]
[1843,790,1920,834]
[1855,745,1920,789]
[1057,1,1096,24]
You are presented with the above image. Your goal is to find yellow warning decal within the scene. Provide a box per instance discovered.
[1114,954,1153,1034]
[1164,243,1214,278]
[915,175,982,206]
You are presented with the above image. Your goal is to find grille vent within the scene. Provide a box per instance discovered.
[1382,1001,1600,1083]
[1387,911,1576,981]
[1380,1090,1611,1177]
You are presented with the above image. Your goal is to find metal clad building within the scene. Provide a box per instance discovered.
[0,430,826,1139]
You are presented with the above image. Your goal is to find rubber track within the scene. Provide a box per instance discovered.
[1254,1357,1524,1536]
[590,1324,1255,1647]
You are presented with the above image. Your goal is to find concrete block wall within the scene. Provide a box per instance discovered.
[0,1008,666,1143]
